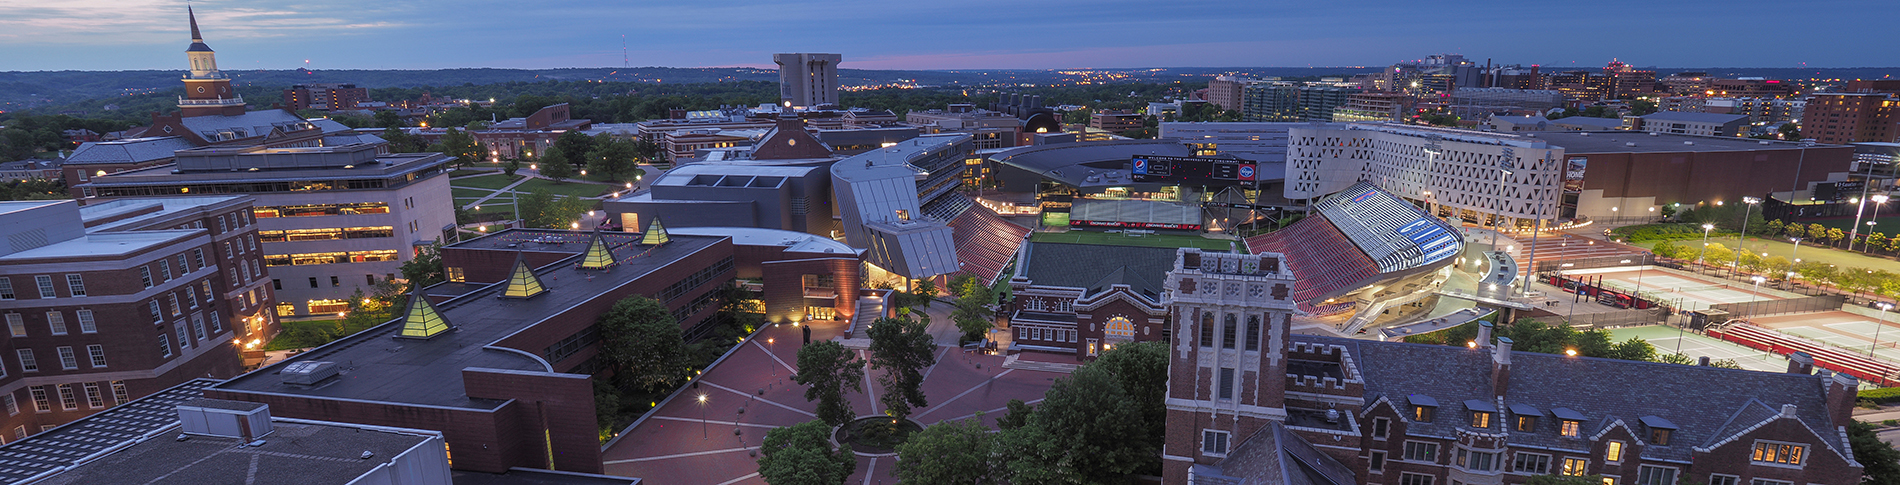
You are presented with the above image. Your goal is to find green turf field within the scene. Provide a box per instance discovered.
[514,178,611,198]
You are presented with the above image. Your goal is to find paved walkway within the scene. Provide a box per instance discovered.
[601,319,1063,484]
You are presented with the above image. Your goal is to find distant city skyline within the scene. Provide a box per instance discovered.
[1,0,1895,72]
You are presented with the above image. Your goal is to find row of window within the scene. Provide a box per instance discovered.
[256,226,395,243]
[253,202,390,218]
[0,344,109,375]
[0,274,92,300]
[263,250,400,267]
[1015,326,1075,343]
[658,257,735,302]
[1197,311,1263,352]
[155,312,224,359]
[9,381,128,417]
[1365,440,1803,481]
[5,310,98,337]
[272,274,397,293]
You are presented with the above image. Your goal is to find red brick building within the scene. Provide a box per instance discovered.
[1804,93,1899,145]
[283,83,372,112]
[203,225,864,474]
[0,197,273,443]
[474,103,593,161]
[1004,242,1175,359]
[1161,247,1866,484]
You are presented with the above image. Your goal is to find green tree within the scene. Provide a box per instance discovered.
[587,136,640,182]
[1608,337,1656,362]
[593,379,623,432]
[515,188,592,228]
[502,157,522,177]
[1657,353,1695,365]
[537,145,575,182]
[1703,243,1735,266]
[757,420,856,485]
[399,243,444,287]
[1785,222,1806,239]
[1651,240,1680,259]
[373,109,402,128]
[867,317,936,419]
[949,275,995,343]
[1779,122,1802,141]
[793,341,864,426]
[894,416,995,485]
[1765,255,1794,276]
[381,126,426,153]
[998,399,1034,430]
[439,128,482,168]
[1628,99,1658,116]
[597,296,687,391]
[1870,232,1889,253]
[553,130,598,168]
[995,365,1150,484]
[1086,341,1169,475]
[1852,420,1900,484]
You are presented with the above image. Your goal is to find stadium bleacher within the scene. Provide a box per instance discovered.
[1246,182,1462,313]
[938,193,1033,283]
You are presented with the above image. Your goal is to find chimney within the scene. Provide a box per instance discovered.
[1825,371,1860,426]
[1475,322,1494,349]
[1786,351,1814,375]
[1697,356,1710,366]
[1492,337,1513,399]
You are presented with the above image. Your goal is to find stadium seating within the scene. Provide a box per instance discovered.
[941,193,1033,283]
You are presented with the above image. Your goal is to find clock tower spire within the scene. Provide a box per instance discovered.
[181,6,244,116]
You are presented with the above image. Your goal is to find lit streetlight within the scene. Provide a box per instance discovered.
[1732,196,1760,277]
[1875,302,1894,357]
[697,394,709,438]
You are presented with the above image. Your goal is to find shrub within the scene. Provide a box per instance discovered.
[1861,387,1900,404]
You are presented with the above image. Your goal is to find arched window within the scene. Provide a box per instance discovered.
[1222,314,1238,349]
[1199,312,1214,348]
[1105,316,1134,339]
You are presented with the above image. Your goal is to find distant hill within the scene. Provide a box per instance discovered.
[3,65,1895,116]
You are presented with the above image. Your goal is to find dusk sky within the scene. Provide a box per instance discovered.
[1,0,1895,72]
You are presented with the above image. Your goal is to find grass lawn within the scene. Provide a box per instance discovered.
[1030,230,1238,251]
[1630,235,1900,273]
[450,173,523,190]
[264,317,376,351]
[1804,215,1900,234]
[451,188,493,200]
[516,178,612,198]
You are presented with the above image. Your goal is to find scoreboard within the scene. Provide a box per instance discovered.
[1129,155,1257,186]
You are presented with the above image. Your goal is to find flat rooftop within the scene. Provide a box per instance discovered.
[670,226,858,255]
[1531,131,1843,154]
[80,196,247,233]
[0,379,221,483]
[38,418,435,485]
[0,230,200,261]
[214,230,726,409]
[80,151,448,186]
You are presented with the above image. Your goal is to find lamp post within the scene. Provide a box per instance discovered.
[697,394,709,439]
[1875,302,1894,357]
[1733,196,1761,277]
[1748,275,1766,308]
[1491,161,1514,249]
[767,337,777,376]
[1867,195,1890,254]
[1697,223,1715,265]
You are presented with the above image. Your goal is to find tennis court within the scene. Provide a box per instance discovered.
[1750,311,1900,363]
[1607,325,1789,373]
[1566,267,1790,311]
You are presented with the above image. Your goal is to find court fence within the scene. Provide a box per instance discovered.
[1525,308,1669,329]
[1534,253,1656,273]
[1711,295,1846,319]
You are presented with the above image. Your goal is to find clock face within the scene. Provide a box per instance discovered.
[197,87,206,93]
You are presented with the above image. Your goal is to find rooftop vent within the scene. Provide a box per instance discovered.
[1579,132,1589,137]
[1760,140,1773,145]
[281,360,339,385]
[1626,142,1637,147]
[1684,141,1695,145]
[1649,132,1660,136]
[176,399,273,442]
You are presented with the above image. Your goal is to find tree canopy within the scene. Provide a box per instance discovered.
[894,416,995,484]
[866,316,936,419]
[794,340,864,426]
[597,296,687,391]
[993,365,1150,483]
[757,420,855,485]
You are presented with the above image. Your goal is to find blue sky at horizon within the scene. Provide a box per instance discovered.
[0,0,1894,72]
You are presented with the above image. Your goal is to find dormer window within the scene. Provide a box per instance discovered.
[1463,399,1498,429]
[1639,415,1677,446]
[1516,415,1538,431]
[1552,407,1588,437]
[1407,394,1437,423]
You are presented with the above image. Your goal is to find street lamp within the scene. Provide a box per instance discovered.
[1875,302,1894,357]
[697,394,709,439]
[767,337,777,376]
[1697,223,1715,264]
[1733,196,1761,277]
[1867,195,1891,254]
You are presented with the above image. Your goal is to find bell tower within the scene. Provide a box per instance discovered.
[1161,248,1298,483]
[180,7,244,117]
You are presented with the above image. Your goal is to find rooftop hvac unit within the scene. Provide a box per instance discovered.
[281,360,340,385]
[176,399,273,442]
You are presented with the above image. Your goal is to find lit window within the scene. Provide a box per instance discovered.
[1561,457,1588,476]
[1517,415,1538,431]
[1561,419,1581,437]
[1750,441,1805,466]
[1606,441,1624,462]
[1415,405,1434,422]
[5,314,23,337]
[1471,411,1492,428]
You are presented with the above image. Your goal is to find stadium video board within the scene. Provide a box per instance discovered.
[1129,156,1257,186]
